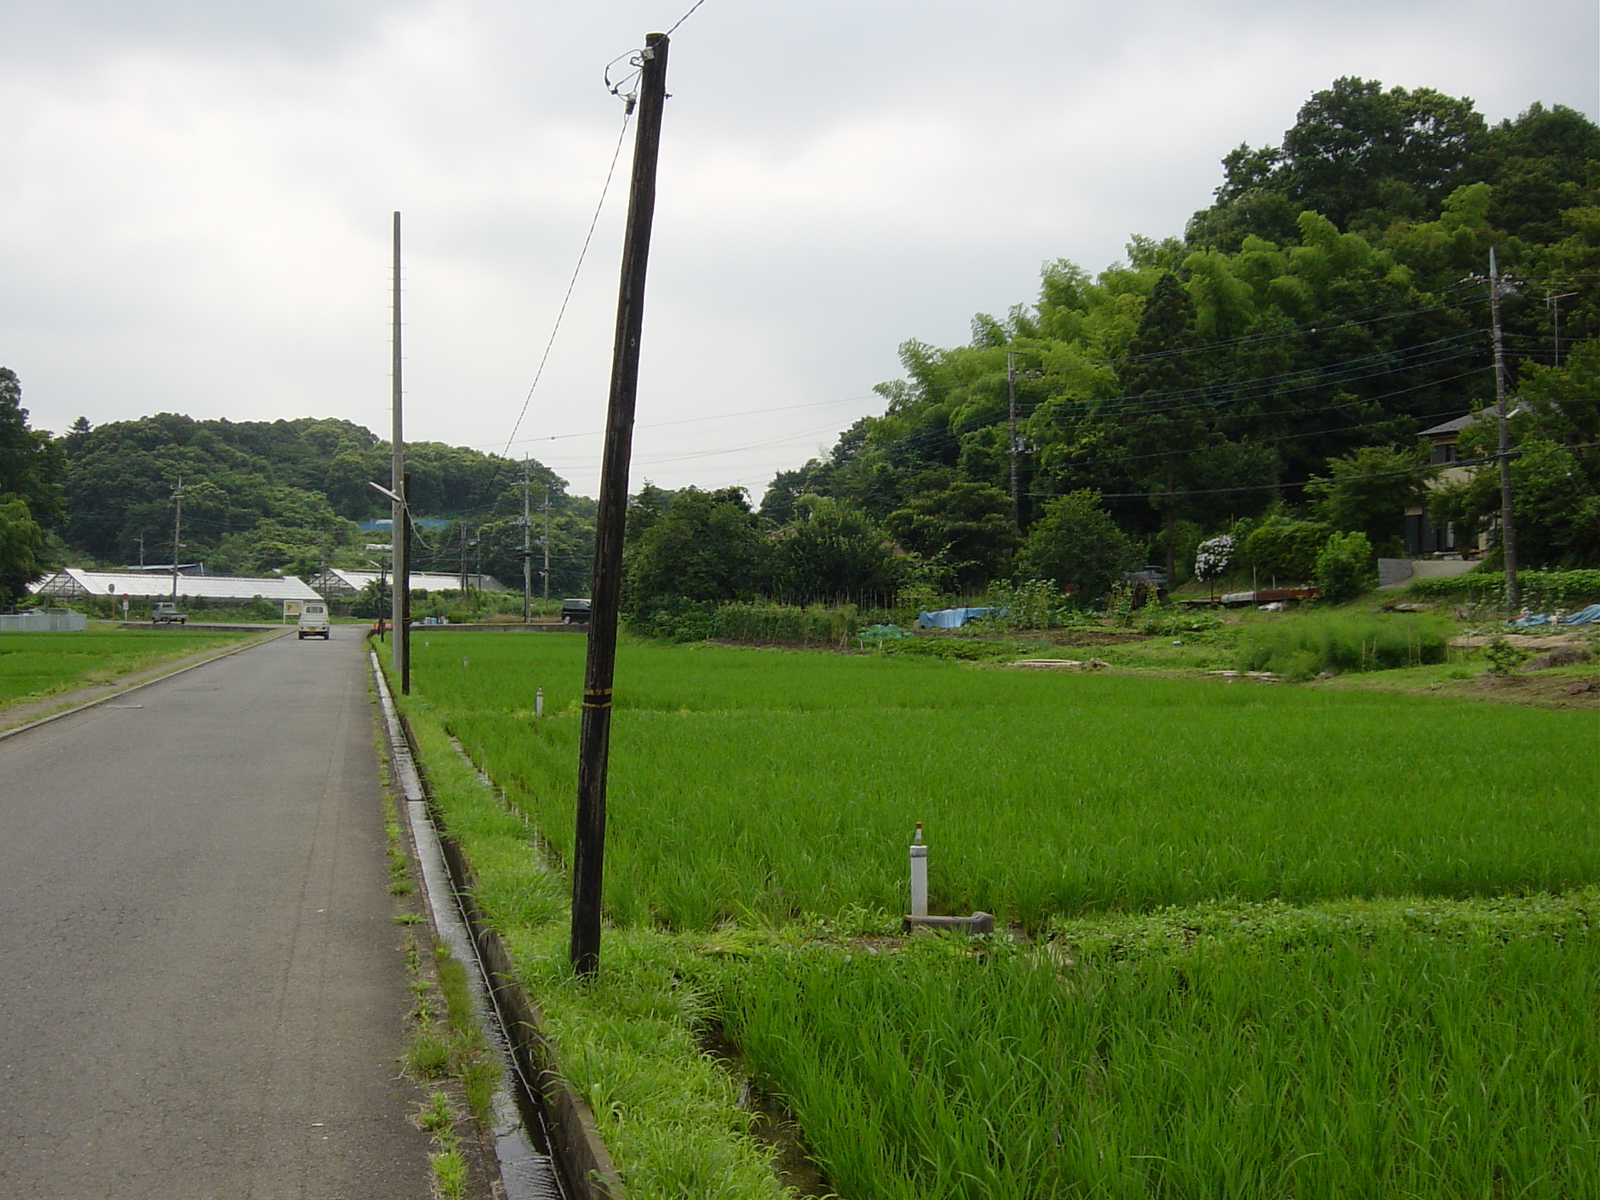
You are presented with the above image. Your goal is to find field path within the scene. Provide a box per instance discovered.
[0,626,431,1199]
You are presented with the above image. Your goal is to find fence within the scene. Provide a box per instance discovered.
[0,610,88,632]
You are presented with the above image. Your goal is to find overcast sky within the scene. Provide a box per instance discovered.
[2,1,1595,501]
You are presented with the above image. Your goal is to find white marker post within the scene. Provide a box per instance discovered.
[909,822,928,918]
[535,687,544,718]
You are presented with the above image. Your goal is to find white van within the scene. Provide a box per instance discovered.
[297,601,331,640]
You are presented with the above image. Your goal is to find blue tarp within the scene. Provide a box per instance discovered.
[917,606,1004,629]
[1509,604,1600,627]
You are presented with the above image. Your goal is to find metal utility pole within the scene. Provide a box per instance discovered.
[1548,290,1578,367]
[1489,247,1519,610]
[522,458,533,623]
[170,477,184,600]
[391,211,410,688]
[542,489,551,606]
[1006,350,1020,526]
[400,473,412,693]
[571,30,669,977]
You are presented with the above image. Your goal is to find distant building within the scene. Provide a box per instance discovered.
[1404,413,1479,557]
[307,568,505,600]
[30,568,322,610]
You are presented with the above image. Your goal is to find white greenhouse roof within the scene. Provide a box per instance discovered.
[309,568,505,596]
[31,568,321,602]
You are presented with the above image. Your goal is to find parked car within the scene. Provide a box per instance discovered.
[1124,566,1169,588]
[151,602,187,625]
[297,601,332,639]
[560,598,592,624]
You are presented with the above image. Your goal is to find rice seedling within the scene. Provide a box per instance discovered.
[412,634,1596,929]
[716,898,1600,1200]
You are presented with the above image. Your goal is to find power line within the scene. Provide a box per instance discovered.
[498,110,635,460]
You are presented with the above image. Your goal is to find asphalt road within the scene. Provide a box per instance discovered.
[0,626,431,1199]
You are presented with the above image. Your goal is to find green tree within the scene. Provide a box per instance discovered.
[1015,490,1136,600]
[350,577,392,619]
[623,487,768,615]
[1504,439,1600,567]
[0,368,65,525]
[1108,272,1208,578]
[884,477,1017,590]
[773,495,904,604]
[1306,444,1430,551]
[0,497,45,603]
[1315,531,1378,602]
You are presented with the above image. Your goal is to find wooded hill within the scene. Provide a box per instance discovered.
[0,398,596,602]
[749,79,1599,588]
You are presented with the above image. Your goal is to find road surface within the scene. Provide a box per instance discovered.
[0,626,431,1199]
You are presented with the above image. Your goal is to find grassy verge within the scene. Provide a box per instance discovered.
[376,705,502,1200]
[396,687,791,1200]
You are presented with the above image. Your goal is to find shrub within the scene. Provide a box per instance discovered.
[1406,568,1600,610]
[1238,519,1331,583]
[1483,636,1530,676]
[706,602,866,647]
[1315,531,1377,603]
[981,578,1073,630]
[1193,534,1234,583]
[1016,491,1137,600]
[1238,614,1450,679]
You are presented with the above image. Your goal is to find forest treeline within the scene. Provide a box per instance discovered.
[1,78,1596,608]
[0,396,595,602]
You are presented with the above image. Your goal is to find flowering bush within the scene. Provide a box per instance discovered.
[1194,535,1235,582]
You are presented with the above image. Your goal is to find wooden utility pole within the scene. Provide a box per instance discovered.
[391,211,410,688]
[571,30,669,977]
[1489,247,1519,610]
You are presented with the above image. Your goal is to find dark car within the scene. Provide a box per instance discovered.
[560,598,592,624]
[1124,566,1169,589]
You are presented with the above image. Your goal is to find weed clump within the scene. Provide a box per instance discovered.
[1238,613,1449,679]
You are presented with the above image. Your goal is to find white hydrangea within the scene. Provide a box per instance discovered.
[1194,535,1235,582]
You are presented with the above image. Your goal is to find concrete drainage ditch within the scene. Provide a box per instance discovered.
[372,654,625,1200]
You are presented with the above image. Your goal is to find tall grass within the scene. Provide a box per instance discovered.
[718,899,1600,1200]
[1236,612,1451,679]
[413,634,1597,929]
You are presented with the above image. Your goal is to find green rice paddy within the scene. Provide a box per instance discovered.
[0,626,254,711]
[416,634,1596,927]
[399,631,1600,1200]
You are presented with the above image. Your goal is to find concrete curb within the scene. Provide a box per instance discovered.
[369,655,629,1200]
[0,626,294,743]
